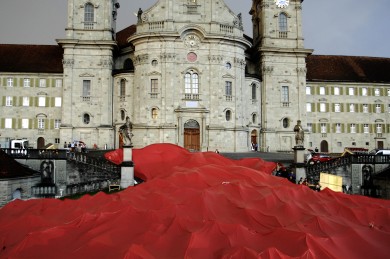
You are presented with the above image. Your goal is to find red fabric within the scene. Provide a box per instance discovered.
[0,143,389,259]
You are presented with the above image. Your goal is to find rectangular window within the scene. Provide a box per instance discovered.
[22,119,29,129]
[22,97,29,106]
[374,88,380,96]
[364,124,369,133]
[24,78,30,87]
[55,119,61,129]
[225,81,232,101]
[363,104,368,113]
[334,87,340,95]
[151,79,158,93]
[336,123,341,133]
[334,103,340,112]
[251,84,257,100]
[38,97,46,107]
[387,89,390,96]
[306,103,312,112]
[350,123,356,133]
[320,123,327,133]
[82,80,91,101]
[55,97,62,107]
[7,78,13,87]
[5,118,12,128]
[281,86,289,105]
[362,87,368,96]
[39,79,46,87]
[307,123,312,133]
[349,103,355,113]
[83,80,91,96]
[56,79,63,88]
[376,124,382,133]
[376,104,381,113]
[348,87,354,96]
[319,86,325,95]
[225,81,232,96]
[388,104,390,113]
[306,86,311,95]
[320,103,326,112]
[6,96,13,106]
[38,118,45,129]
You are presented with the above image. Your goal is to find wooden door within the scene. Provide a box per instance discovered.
[184,128,200,151]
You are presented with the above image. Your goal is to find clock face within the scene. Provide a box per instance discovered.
[184,35,200,48]
[275,0,289,8]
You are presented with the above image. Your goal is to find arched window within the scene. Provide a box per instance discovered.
[279,13,288,38]
[184,70,199,100]
[124,59,134,71]
[252,113,257,124]
[225,110,232,121]
[282,118,289,128]
[84,3,94,29]
[120,79,126,97]
[151,108,158,119]
[251,83,257,100]
[83,113,90,124]
[120,110,126,121]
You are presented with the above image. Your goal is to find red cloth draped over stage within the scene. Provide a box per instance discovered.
[0,144,389,258]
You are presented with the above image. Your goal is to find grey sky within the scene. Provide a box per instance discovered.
[0,0,389,58]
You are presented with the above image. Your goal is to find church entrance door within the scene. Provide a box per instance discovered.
[184,119,200,151]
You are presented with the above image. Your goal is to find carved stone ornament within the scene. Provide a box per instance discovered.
[184,34,201,49]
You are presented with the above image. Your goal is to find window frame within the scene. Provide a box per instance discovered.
[5,96,13,106]
[84,3,95,29]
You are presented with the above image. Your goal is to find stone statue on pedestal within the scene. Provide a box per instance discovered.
[294,120,304,146]
[119,116,133,146]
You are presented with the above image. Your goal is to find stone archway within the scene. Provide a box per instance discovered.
[320,140,329,153]
[184,119,200,151]
[251,129,258,151]
[37,137,45,149]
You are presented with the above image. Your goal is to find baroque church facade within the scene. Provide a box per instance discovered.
[1,0,389,153]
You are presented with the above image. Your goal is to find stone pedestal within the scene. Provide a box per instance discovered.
[292,146,306,183]
[120,145,135,188]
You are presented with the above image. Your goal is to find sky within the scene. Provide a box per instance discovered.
[0,0,389,58]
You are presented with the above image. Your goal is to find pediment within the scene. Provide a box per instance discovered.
[222,73,235,79]
[147,71,162,76]
[79,73,95,77]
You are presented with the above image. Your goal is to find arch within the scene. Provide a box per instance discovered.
[282,117,290,128]
[184,70,199,99]
[225,110,232,121]
[252,113,258,124]
[83,113,90,124]
[251,130,258,151]
[184,119,200,151]
[124,58,134,71]
[12,188,22,200]
[151,107,159,119]
[120,109,126,121]
[84,3,94,29]
[278,12,288,38]
[320,140,329,153]
[120,79,126,97]
[37,137,45,149]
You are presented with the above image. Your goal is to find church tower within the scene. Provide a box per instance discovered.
[57,0,120,148]
[250,0,312,152]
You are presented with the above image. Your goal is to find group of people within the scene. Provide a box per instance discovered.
[64,141,87,154]
[298,177,321,192]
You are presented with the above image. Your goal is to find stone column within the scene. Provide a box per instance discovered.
[120,145,135,188]
[292,146,306,183]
